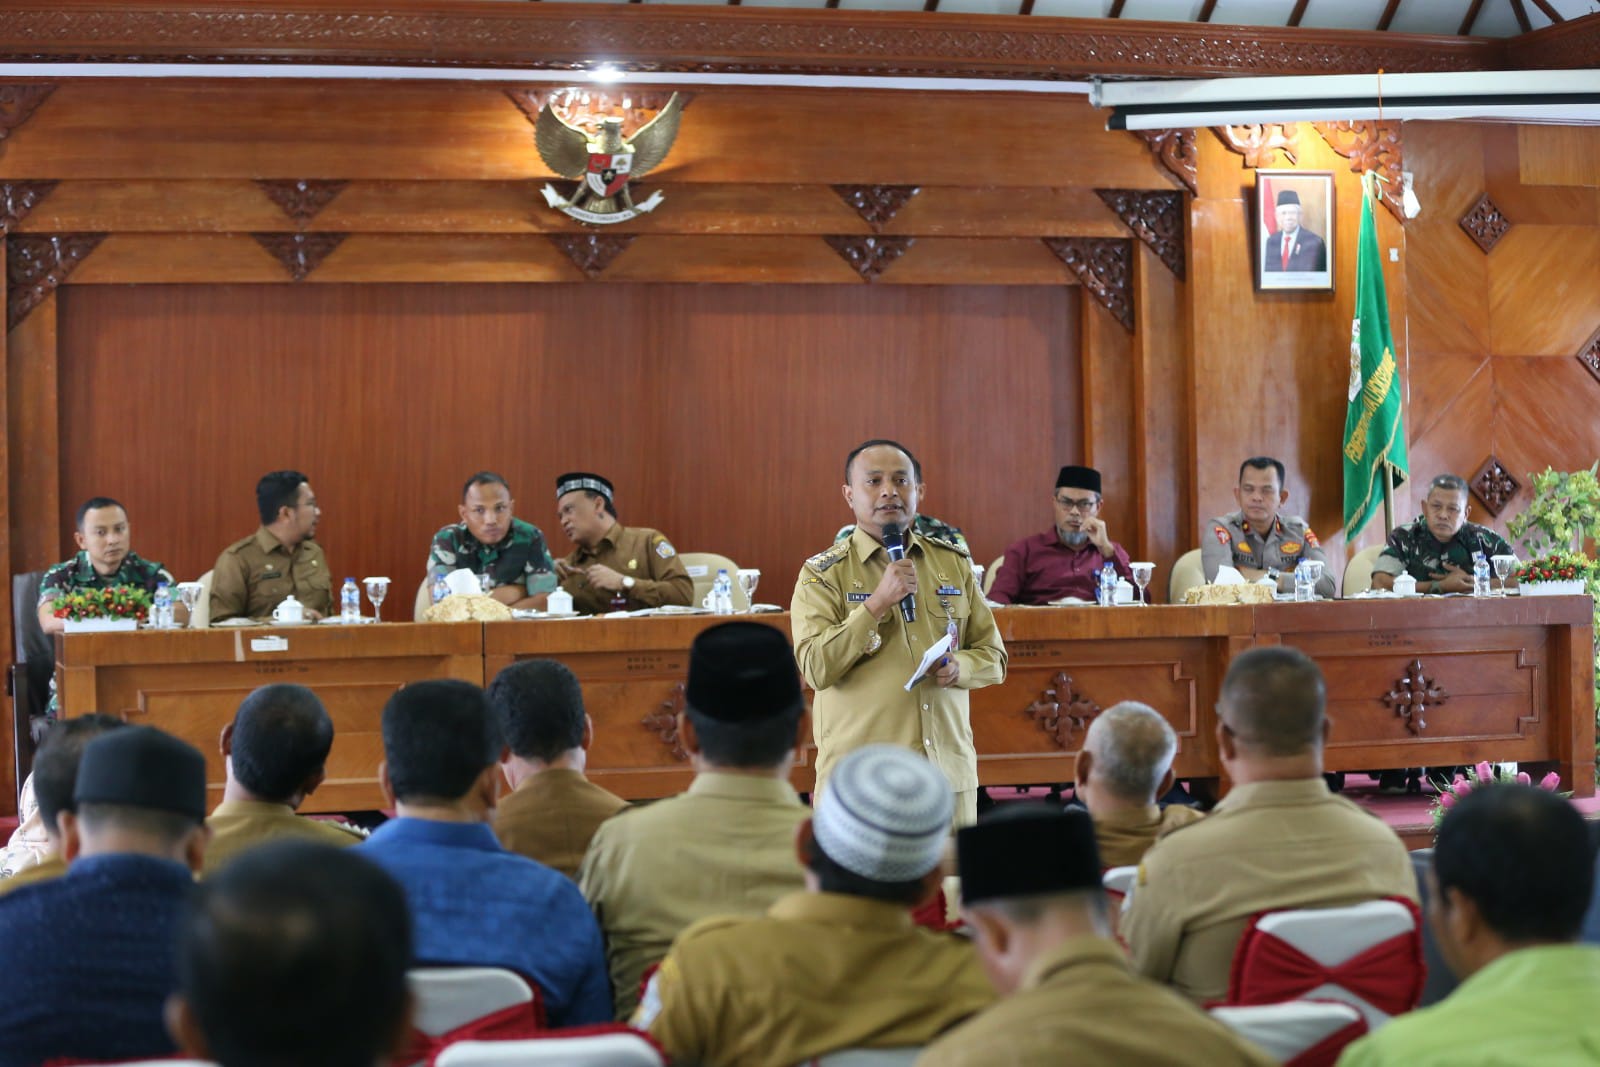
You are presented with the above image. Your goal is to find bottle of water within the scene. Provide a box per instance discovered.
[1294,560,1315,602]
[1096,563,1116,606]
[152,581,173,629]
[431,569,450,604]
[713,569,734,616]
[1472,551,1491,598]
[341,577,360,622]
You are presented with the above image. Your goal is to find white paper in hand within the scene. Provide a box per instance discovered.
[904,634,954,691]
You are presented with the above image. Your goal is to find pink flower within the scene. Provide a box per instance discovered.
[1475,761,1495,784]
[1540,771,1563,792]
[1452,775,1472,795]
[1516,772,1532,786]
[1439,791,1457,809]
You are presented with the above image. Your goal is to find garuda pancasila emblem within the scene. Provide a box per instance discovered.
[535,92,685,226]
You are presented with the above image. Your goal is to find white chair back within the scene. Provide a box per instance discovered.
[409,967,535,1037]
[1209,1001,1366,1066]
[806,1049,923,1067]
[678,552,749,611]
[1101,865,1137,898]
[190,569,214,628]
[982,556,1003,596]
[1169,548,1204,603]
[435,1031,665,1067]
[413,576,432,621]
[1342,545,1385,597]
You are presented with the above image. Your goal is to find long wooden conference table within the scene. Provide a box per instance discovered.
[56,598,1596,813]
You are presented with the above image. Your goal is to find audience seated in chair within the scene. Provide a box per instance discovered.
[0,726,209,1067]
[1338,784,1600,1066]
[0,713,125,896]
[916,806,1274,1067]
[356,679,611,1027]
[168,841,414,1067]
[1122,646,1417,1003]
[488,659,627,879]
[203,683,365,874]
[636,745,993,1066]
[579,621,810,1019]
[1074,701,1203,868]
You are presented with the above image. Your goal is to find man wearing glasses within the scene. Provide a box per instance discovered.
[987,466,1131,605]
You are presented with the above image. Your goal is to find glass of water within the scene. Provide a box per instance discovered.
[736,568,761,613]
[1491,554,1517,597]
[364,577,391,622]
[1130,562,1155,605]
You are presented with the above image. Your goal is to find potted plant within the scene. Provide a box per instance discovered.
[1512,550,1594,598]
[1431,762,1566,830]
[1508,463,1600,557]
[51,585,153,633]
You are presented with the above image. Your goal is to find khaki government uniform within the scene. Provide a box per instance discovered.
[1202,511,1336,598]
[915,936,1277,1067]
[208,527,332,622]
[493,768,628,880]
[1123,778,1418,1002]
[640,892,993,1067]
[0,853,66,896]
[558,523,694,615]
[1092,804,1206,870]
[577,773,808,1020]
[792,527,1007,825]
[203,800,365,875]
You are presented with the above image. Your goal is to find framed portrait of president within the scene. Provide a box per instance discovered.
[1255,169,1334,292]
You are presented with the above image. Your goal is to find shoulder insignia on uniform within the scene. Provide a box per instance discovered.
[805,541,851,573]
[923,534,970,558]
[1214,525,1231,546]
[1304,527,1320,548]
[655,539,676,560]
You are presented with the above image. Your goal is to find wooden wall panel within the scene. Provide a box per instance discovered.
[1487,226,1600,357]
[1517,125,1600,188]
[54,283,1082,600]
[7,298,59,577]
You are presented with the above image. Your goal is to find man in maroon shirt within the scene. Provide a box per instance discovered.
[988,466,1133,605]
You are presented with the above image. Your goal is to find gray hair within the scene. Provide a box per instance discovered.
[1428,474,1469,498]
[1082,702,1178,803]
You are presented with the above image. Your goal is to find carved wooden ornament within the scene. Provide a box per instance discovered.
[823,235,915,281]
[0,180,56,234]
[1576,326,1600,387]
[1096,189,1185,279]
[7,233,104,331]
[1383,659,1449,736]
[1213,124,1301,168]
[256,179,348,227]
[551,233,635,279]
[641,682,689,762]
[1470,455,1520,518]
[506,88,689,140]
[1459,193,1510,253]
[1024,671,1103,750]
[1313,121,1405,222]
[831,185,921,231]
[0,83,56,143]
[251,232,347,281]
[1044,237,1133,331]
[1132,129,1198,196]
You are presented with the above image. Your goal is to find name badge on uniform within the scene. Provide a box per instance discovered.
[936,585,961,596]
[847,592,871,602]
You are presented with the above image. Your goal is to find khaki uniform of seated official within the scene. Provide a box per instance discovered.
[0,715,127,898]
[579,622,811,1019]
[1201,457,1335,599]
[553,472,693,615]
[1122,646,1418,1003]
[487,659,627,880]
[209,471,331,623]
[637,745,992,1067]
[1076,701,1203,870]
[916,808,1275,1067]
[203,684,364,876]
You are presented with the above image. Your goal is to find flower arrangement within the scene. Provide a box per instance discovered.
[1431,761,1565,828]
[1508,464,1600,557]
[50,585,153,623]
[1512,551,1596,585]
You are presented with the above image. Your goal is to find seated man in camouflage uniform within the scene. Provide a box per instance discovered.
[1372,474,1514,595]
[1203,456,1334,598]
[427,471,557,611]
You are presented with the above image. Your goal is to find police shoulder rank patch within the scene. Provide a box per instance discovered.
[805,541,851,573]
[1214,526,1231,546]
[1304,527,1321,548]
[655,538,676,559]
[846,592,871,602]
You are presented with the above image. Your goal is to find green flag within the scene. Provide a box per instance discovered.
[1343,173,1408,540]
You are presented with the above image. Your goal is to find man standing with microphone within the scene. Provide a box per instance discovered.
[792,439,1007,825]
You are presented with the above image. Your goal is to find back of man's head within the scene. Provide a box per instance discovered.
[1217,646,1326,757]
[1082,702,1177,804]
[381,680,500,804]
[32,714,127,838]
[1435,784,1595,946]
[175,841,412,1067]
[807,745,951,906]
[487,659,585,764]
[683,622,805,770]
[73,726,209,860]
[230,685,334,804]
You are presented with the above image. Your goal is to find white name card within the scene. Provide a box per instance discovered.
[250,636,289,653]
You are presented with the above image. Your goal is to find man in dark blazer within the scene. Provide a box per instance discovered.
[1264,189,1327,272]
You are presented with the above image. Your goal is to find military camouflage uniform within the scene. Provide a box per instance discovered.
[1202,511,1335,598]
[1372,516,1513,590]
[37,551,174,716]
[834,513,968,553]
[426,518,557,597]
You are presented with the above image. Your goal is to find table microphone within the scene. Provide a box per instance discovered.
[881,522,916,624]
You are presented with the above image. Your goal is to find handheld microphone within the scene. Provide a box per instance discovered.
[881,523,916,624]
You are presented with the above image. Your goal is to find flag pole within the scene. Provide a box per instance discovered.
[1382,461,1395,533]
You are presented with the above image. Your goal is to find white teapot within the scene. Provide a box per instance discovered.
[271,595,305,624]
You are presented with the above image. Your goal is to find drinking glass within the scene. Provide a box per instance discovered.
[364,577,391,623]
[176,582,204,629]
[1491,554,1516,597]
[736,568,761,613]
[1130,562,1155,605]
[1303,560,1326,600]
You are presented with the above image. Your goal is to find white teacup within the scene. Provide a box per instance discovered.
[1393,573,1418,596]
[546,588,575,615]
[271,596,305,624]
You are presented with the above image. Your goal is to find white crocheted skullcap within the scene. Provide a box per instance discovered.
[813,745,953,882]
